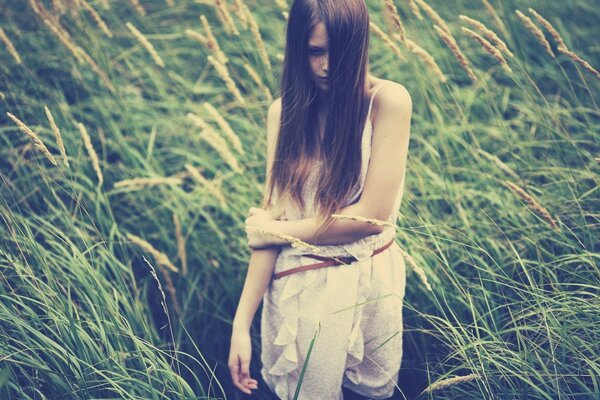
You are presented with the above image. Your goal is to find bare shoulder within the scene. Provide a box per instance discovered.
[372,80,412,121]
[268,97,282,121]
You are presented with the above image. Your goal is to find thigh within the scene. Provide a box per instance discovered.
[343,246,406,399]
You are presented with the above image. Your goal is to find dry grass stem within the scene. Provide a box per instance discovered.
[186,112,209,130]
[126,22,165,67]
[200,14,229,65]
[476,149,519,180]
[0,92,4,100]
[481,0,507,35]
[246,226,323,254]
[203,102,244,155]
[504,181,559,230]
[129,0,146,16]
[185,29,208,46]
[594,157,600,164]
[527,8,566,49]
[28,0,115,91]
[243,63,273,101]
[331,213,396,229]
[557,46,600,80]
[232,0,248,29]
[407,0,423,20]
[207,55,246,106]
[44,106,69,167]
[461,27,512,74]
[184,163,227,207]
[6,112,58,166]
[113,177,184,189]
[370,22,405,61]
[0,27,22,64]
[80,0,113,37]
[515,10,554,58]
[423,373,482,393]
[201,127,243,173]
[274,0,287,11]
[433,25,477,82]
[173,214,188,276]
[384,0,406,44]
[98,0,110,9]
[459,14,513,57]
[402,37,447,82]
[414,0,451,34]
[127,233,179,273]
[396,246,432,291]
[77,122,103,185]
[242,4,272,71]
[215,0,239,36]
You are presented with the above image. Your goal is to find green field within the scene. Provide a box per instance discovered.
[0,0,598,399]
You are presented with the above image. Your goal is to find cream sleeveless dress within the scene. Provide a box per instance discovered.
[260,83,407,400]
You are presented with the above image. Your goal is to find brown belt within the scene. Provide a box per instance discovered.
[272,239,395,280]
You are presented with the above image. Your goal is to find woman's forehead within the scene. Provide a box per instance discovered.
[308,22,328,47]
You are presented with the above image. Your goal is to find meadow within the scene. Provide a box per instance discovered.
[0,0,598,399]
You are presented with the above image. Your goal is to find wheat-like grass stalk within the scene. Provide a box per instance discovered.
[461,27,512,74]
[331,214,396,229]
[384,0,406,44]
[370,22,405,62]
[407,0,423,20]
[215,0,239,36]
[6,112,58,166]
[113,177,184,189]
[423,373,481,393]
[0,92,4,100]
[129,0,146,16]
[243,62,273,101]
[186,112,209,130]
[185,29,208,46]
[594,157,600,164]
[173,214,187,276]
[433,25,477,82]
[459,14,513,57]
[184,163,227,207]
[515,10,554,58]
[79,0,113,38]
[232,0,248,29]
[476,148,519,180]
[246,226,324,254]
[77,122,103,186]
[395,246,432,291]
[241,4,272,71]
[200,14,229,65]
[527,8,566,49]
[274,0,287,11]
[98,0,110,9]
[402,37,447,82]
[207,55,246,106]
[28,0,115,91]
[44,106,69,168]
[201,127,243,174]
[0,27,22,64]
[557,46,600,80]
[203,102,244,155]
[127,233,178,273]
[481,0,507,35]
[126,22,165,68]
[504,180,559,231]
[414,0,451,34]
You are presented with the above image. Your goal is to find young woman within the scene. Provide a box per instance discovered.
[229,0,412,398]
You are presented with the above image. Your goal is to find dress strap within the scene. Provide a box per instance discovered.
[367,82,386,117]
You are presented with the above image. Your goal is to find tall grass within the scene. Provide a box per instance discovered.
[0,0,598,399]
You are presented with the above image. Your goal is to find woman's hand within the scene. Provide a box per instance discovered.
[228,328,259,395]
[245,207,279,249]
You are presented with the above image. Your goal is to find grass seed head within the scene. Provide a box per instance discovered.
[44,106,69,167]
[6,112,58,166]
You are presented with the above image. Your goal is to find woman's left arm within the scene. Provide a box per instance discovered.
[249,83,412,247]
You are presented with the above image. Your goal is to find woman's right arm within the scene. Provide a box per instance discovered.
[229,98,282,395]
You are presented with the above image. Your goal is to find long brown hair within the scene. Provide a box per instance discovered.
[262,0,372,241]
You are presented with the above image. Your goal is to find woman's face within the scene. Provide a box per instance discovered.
[308,22,329,91]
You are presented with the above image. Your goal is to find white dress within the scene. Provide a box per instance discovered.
[260,83,407,400]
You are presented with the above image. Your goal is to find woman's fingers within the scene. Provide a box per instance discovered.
[229,355,258,394]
